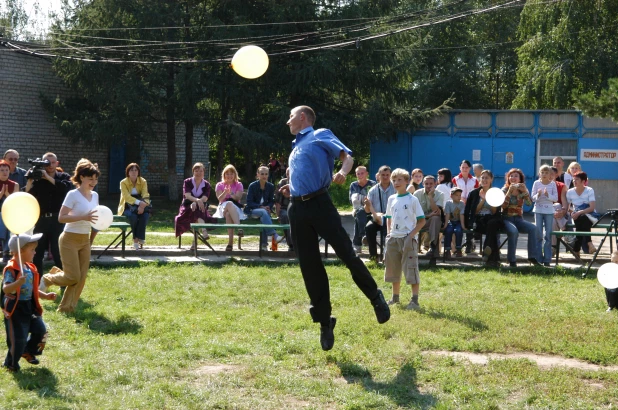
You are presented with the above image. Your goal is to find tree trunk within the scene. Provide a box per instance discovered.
[166,64,177,201]
[184,119,194,179]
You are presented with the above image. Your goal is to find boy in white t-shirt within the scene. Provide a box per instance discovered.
[384,168,426,310]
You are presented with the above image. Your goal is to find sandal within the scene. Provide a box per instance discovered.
[238,229,244,238]
[225,244,233,252]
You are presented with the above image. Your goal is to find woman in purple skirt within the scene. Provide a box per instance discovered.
[174,162,215,249]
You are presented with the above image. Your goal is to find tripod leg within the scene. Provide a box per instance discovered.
[583,230,611,278]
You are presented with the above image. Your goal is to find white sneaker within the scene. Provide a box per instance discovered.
[261,245,269,252]
[133,242,140,250]
[274,233,285,243]
[406,300,420,310]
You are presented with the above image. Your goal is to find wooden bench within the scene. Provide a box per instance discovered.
[189,222,290,258]
[96,215,131,259]
[553,229,618,276]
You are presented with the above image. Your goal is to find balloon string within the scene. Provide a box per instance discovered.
[16,236,24,279]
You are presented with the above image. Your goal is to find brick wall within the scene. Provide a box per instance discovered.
[0,42,209,197]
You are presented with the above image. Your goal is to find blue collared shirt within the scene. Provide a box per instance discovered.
[289,126,352,197]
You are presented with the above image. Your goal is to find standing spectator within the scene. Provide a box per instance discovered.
[501,168,540,267]
[413,175,443,259]
[0,160,20,261]
[267,154,281,184]
[383,168,426,309]
[244,166,284,252]
[25,153,73,276]
[436,168,453,208]
[532,165,558,266]
[118,163,151,250]
[349,166,375,254]
[453,160,479,253]
[283,105,389,351]
[275,168,292,251]
[3,149,27,189]
[472,163,484,179]
[553,156,571,188]
[40,159,99,313]
[363,165,394,262]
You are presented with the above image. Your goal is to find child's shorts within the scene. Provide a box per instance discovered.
[384,234,420,285]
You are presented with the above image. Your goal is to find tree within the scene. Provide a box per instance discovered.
[575,77,618,122]
[512,0,618,109]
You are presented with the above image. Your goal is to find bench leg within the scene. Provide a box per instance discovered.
[194,230,198,258]
[97,231,125,260]
[121,230,126,258]
[196,231,219,257]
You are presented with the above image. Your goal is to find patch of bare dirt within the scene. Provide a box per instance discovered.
[424,351,618,371]
[192,363,240,376]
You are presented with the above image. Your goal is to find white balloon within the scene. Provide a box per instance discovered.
[598,263,618,289]
[1,192,40,234]
[90,205,113,231]
[485,187,506,207]
[231,45,269,79]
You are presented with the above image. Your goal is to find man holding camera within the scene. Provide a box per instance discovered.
[25,152,73,275]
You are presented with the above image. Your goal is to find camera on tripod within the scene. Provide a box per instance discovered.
[25,158,51,181]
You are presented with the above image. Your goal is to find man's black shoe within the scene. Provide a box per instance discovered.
[372,289,391,324]
[320,317,336,351]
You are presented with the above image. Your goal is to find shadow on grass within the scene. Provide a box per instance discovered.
[426,263,593,280]
[337,361,436,409]
[423,308,488,332]
[11,366,67,400]
[70,300,143,335]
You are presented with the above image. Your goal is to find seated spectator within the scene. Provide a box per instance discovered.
[0,160,20,261]
[244,166,284,252]
[566,172,599,258]
[175,162,215,250]
[212,164,247,252]
[3,149,26,189]
[442,187,465,259]
[413,175,443,258]
[473,163,484,179]
[275,168,292,251]
[349,165,375,254]
[464,170,504,267]
[436,168,453,208]
[501,168,540,267]
[118,163,151,250]
[363,165,394,262]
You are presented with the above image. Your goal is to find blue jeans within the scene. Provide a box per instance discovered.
[123,208,151,242]
[247,208,276,245]
[535,213,554,263]
[443,220,463,250]
[503,215,538,263]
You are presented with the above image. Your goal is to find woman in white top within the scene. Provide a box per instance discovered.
[435,168,453,208]
[566,171,597,257]
[531,165,558,265]
[41,159,100,313]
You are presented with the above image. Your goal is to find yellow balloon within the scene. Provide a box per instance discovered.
[231,45,269,79]
[1,192,40,234]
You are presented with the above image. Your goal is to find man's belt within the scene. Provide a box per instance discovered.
[292,187,328,202]
[42,212,58,218]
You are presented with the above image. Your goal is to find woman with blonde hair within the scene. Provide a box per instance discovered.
[40,159,100,313]
[565,162,583,188]
[212,164,247,251]
[174,162,215,249]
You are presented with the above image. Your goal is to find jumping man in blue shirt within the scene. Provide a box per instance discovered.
[281,105,390,351]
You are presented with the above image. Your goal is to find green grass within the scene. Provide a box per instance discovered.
[2,262,618,409]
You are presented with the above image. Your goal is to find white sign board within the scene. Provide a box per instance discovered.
[580,149,618,162]
[472,150,481,161]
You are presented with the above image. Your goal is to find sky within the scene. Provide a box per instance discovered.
[2,0,65,39]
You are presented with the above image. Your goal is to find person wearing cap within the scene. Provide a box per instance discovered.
[282,105,390,352]
[2,233,57,372]
[40,159,100,314]
[25,152,73,276]
[442,187,466,259]
[0,159,20,262]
